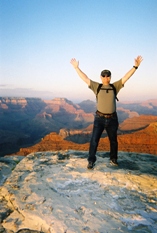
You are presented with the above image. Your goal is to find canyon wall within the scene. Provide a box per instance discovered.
[1,97,157,156]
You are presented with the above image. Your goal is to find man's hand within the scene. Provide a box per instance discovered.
[70,58,90,85]
[122,55,143,85]
[70,58,79,69]
[134,56,143,67]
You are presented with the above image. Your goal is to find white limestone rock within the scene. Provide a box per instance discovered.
[0,151,157,233]
[0,156,24,186]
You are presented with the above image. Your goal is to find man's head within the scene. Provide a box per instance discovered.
[100,70,111,85]
[101,70,111,78]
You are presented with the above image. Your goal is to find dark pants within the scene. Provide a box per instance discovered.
[88,113,119,163]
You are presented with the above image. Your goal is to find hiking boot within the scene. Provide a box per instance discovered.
[87,161,95,169]
[110,159,118,166]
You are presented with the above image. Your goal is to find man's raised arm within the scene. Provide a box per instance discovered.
[122,56,143,85]
[70,58,90,86]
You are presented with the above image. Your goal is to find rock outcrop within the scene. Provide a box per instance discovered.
[59,124,94,143]
[0,151,157,233]
[16,133,89,156]
[15,122,157,156]
[119,115,157,131]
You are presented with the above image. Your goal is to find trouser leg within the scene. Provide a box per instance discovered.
[88,115,104,163]
[106,116,119,160]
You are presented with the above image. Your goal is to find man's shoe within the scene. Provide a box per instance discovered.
[110,159,118,166]
[87,161,95,169]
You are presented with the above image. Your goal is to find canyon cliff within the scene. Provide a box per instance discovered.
[1,97,157,156]
[0,97,94,156]
[16,122,157,156]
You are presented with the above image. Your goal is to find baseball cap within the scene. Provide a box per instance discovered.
[101,70,111,77]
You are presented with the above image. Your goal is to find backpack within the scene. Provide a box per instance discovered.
[96,83,119,101]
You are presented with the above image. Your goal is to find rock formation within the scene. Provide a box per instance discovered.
[16,133,89,156]
[0,97,94,156]
[0,151,157,232]
[1,97,157,157]
[119,115,157,131]
[15,122,157,156]
[59,124,93,143]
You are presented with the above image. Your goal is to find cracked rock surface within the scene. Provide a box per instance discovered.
[0,151,157,233]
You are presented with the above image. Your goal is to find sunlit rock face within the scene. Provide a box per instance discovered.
[16,122,157,156]
[0,151,157,233]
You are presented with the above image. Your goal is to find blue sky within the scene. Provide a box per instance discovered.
[0,0,157,102]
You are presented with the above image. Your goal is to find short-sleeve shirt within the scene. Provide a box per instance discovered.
[89,79,124,114]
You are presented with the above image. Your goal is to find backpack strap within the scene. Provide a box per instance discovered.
[96,84,103,101]
[109,84,119,101]
[96,83,119,101]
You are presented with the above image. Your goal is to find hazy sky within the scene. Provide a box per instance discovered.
[0,0,157,102]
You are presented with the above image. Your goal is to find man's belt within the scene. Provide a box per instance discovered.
[96,110,116,118]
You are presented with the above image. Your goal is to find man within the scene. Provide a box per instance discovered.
[70,56,143,169]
